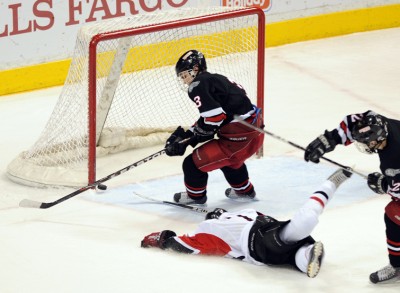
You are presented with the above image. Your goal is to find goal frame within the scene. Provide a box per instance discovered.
[87,7,265,184]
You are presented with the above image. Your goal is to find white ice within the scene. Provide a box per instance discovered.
[1,28,400,293]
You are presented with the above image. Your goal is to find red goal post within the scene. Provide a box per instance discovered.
[8,6,265,187]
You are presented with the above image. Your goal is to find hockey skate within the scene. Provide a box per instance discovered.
[369,264,400,284]
[307,241,325,278]
[173,192,207,205]
[327,168,352,188]
[225,188,256,201]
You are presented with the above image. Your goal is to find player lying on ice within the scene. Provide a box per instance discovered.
[141,168,352,278]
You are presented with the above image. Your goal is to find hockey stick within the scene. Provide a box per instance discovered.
[234,115,367,179]
[19,136,196,209]
[19,149,166,209]
[133,192,209,214]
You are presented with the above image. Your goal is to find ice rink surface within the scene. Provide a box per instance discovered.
[1,27,400,292]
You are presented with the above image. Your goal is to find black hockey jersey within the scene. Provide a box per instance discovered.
[331,110,400,200]
[187,72,255,133]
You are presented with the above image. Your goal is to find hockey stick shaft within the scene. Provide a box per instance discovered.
[19,149,166,209]
[234,115,367,179]
[19,136,196,209]
[133,192,209,214]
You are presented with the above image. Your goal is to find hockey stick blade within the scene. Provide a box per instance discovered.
[18,186,90,209]
[133,192,209,214]
[18,149,166,209]
[234,115,367,179]
[19,199,43,209]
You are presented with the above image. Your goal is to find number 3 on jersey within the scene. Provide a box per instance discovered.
[193,95,202,107]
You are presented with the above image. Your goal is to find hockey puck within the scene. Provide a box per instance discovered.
[97,184,108,190]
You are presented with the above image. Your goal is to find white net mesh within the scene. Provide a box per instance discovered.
[7,6,263,187]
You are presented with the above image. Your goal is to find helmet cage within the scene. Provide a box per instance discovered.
[176,69,197,91]
[354,141,375,154]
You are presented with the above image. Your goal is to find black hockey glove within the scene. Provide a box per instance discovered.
[367,172,388,194]
[166,126,186,146]
[193,125,216,142]
[192,119,218,143]
[205,208,227,220]
[165,126,191,156]
[304,130,338,163]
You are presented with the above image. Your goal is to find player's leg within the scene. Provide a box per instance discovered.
[176,127,262,203]
[222,164,256,200]
[178,140,247,204]
[280,168,352,243]
[294,241,325,278]
[369,201,400,283]
[218,125,263,200]
[174,154,208,204]
[281,169,352,277]
[175,139,235,203]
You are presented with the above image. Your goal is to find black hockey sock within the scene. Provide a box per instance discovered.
[222,164,254,194]
[183,155,208,197]
[385,214,400,267]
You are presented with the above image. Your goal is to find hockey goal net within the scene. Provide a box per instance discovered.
[7,6,265,187]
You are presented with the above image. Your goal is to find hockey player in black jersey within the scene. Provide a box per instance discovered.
[304,110,400,283]
[141,168,352,278]
[164,50,264,204]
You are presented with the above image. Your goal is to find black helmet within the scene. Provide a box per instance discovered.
[175,50,207,76]
[351,113,388,153]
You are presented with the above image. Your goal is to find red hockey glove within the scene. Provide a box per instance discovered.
[141,230,177,249]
